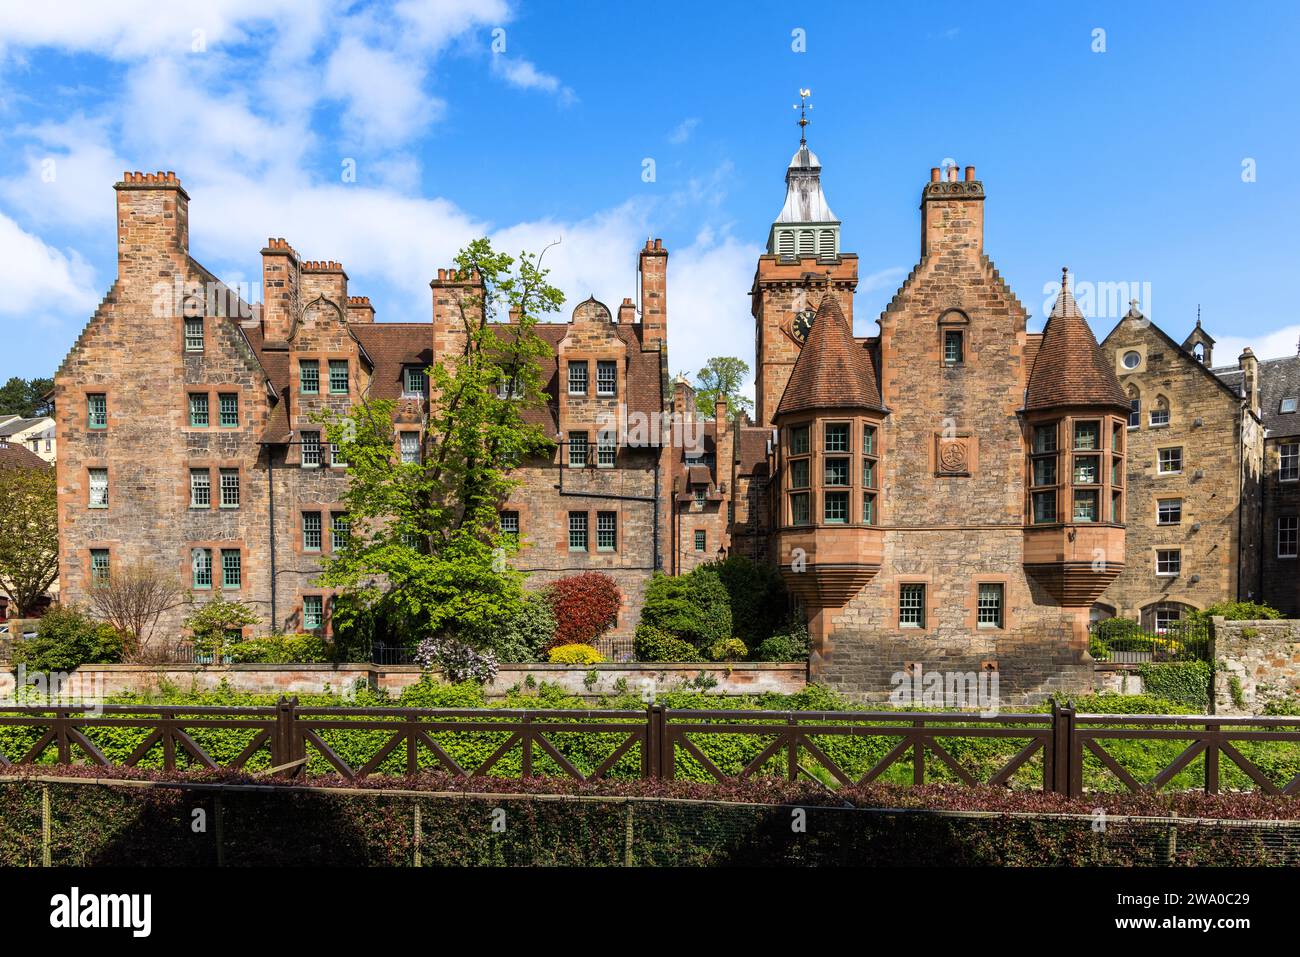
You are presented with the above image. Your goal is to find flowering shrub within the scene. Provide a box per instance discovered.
[633,625,699,662]
[705,638,748,662]
[545,572,621,647]
[547,643,605,665]
[415,638,499,684]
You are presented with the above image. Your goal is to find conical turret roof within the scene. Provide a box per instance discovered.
[1025,269,1128,412]
[775,295,882,416]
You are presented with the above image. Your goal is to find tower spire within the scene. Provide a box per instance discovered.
[794,88,812,146]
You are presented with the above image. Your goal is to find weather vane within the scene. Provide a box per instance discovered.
[793,88,812,145]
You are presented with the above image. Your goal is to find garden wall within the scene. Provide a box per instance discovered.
[1213,617,1300,715]
[0,661,807,701]
[1092,664,1145,696]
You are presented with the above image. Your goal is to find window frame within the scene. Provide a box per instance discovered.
[568,431,589,468]
[188,393,209,428]
[942,329,964,365]
[567,360,589,396]
[1155,548,1182,577]
[189,468,211,509]
[398,431,420,465]
[328,359,349,395]
[568,511,588,551]
[302,512,322,552]
[1280,442,1299,483]
[899,583,926,629]
[596,360,617,397]
[87,393,108,430]
[1278,516,1299,559]
[88,467,109,509]
[184,316,204,353]
[220,549,242,590]
[1157,498,1182,526]
[693,529,706,552]
[218,392,239,428]
[303,595,324,631]
[597,511,617,552]
[301,431,322,468]
[191,547,213,589]
[299,359,320,395]
[1157,446,1184,475]
[976,582,1004,629]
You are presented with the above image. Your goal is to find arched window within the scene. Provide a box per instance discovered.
[1141,601,1194,634]
[1127,386,1140,428]
[1149,394,1170,428]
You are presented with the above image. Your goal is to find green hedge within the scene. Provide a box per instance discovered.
[0,682,1296,796]
[1,779,1294,866]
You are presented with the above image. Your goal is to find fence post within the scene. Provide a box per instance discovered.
[272,696,301,777]
[54,707,70,765]
[1050,701,1078,797]
[645,705,665,778]
[660,707,675,780]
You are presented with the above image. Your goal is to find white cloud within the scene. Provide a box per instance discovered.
[0,114,128,233]
[668,118,700,144]
[0,0,323,60]
[0,211,99,324]
[491,56,576,104]
[1215,325,1300,363]
[667,231,764,397]
[324,36,441,146]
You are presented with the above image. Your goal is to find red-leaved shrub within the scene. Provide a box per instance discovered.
[545,572,621,647]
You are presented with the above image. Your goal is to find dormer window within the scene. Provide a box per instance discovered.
[1281,397,1298,414]
[403,366,427,397]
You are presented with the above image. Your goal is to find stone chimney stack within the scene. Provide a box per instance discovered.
[115,171,189,273]
[638,239,668,350]
[430,267,485,360]
[672,374,695,418]
[346,296,375,323]
[260,237,301,342]
[1239,347,1260,416]
[618,297,636,324]
[920,162,984,259]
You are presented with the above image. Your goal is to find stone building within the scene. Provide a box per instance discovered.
[746,138,1130,701]
[1217,351,1300,615]
[55,172,674,643]
[1096,314,1264,628]
[54,139,1298,695]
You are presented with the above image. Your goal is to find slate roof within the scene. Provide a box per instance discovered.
[1217,354,1300,437]
[775,295,883,416]
[0,416,48,438]
[1025,271,1129,413]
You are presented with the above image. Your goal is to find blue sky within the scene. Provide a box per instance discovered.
[2,0,1298,397]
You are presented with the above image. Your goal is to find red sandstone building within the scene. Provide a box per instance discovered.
[54,132,1298,699]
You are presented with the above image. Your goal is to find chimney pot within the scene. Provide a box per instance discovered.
[930,167,941,182]
[964,166,975,182]
[947,166,958,182]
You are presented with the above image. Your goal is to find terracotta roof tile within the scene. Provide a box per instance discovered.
[0,441,48,469]
[1025,271,1129,413]
[775,295,882,417]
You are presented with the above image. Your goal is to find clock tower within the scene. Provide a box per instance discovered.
[752,93,859,426]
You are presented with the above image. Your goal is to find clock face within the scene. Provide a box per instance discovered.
[793,308,816,342]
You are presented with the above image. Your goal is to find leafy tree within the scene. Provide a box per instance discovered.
[11,605,122,674]
[0,460,57,615]
[704,555,789,644]
[318,238,559,652]
[639,569,733,648]
[694,357,752,419]
[183,596,261,661]
[0,376,54,417]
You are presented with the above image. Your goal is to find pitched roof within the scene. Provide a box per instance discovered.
[1220,354,1300,437]
[1025,271,1129,413]
[736,425,772,478]
[349,324,433,402]
[775,295,882,417]
[0,416,50,438]
[0,440,48,470]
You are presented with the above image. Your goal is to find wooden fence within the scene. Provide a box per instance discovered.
[0,699,1296,798]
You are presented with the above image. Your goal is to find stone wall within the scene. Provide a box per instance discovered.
[1212,617,1300,714]
[0,662,806,702]
[1261,437,1300,616]
[1098,316,1256,621]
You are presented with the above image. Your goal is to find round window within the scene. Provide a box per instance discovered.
[1121,351,1141,369]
